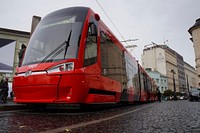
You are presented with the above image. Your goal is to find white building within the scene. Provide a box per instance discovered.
[184,61,198,90]
[188,18,200,87]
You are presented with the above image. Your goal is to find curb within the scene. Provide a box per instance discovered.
[0,103,27,111]
[0,98,27,111]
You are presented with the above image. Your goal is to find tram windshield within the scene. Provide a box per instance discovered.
[23,15,83,66]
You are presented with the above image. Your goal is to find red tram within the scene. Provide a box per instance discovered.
[13,7,157,105]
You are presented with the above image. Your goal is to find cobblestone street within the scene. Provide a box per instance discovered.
[72,100,200,133]
[1,100,200,133]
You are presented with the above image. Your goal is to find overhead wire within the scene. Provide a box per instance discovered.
[95,0,126,42]
[95,0,139,60]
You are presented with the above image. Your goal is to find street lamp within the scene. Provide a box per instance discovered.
[186,74,190,94]
[171,69,177,100]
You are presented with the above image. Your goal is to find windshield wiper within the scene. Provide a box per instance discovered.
[64,30,71,59]
[40,41,67,63]
[40,30,72,63]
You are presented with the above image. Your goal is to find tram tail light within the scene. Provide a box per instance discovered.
[47,62,74,73]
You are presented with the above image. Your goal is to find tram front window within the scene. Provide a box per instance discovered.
[22,15,83,66]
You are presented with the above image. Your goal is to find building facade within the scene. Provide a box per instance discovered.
[177,53,186,92]
[0,28,30,79]
[142,44,187,92]
[184,61,198,90]
[188,18,200,87]
[145,68,168,94]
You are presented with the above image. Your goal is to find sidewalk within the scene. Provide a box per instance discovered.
[0,98,26,111]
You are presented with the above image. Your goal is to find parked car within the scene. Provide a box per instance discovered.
[179,95,187,100]
[189,88,200,101]
[179,92,188,100]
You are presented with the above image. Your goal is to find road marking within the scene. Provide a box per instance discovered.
[40,104,155,133]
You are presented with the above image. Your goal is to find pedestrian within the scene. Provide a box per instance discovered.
[156,88,161,102]
[18,44,26,66]
[0,77,9,103]
[10,91,14,99]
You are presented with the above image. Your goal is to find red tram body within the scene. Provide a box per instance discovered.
[13,7,157,105]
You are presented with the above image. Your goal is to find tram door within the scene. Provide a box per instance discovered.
[83,17,101,90]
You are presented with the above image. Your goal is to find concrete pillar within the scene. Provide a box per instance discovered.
[31,16,41,36]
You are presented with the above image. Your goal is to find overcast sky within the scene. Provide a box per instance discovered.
[0,0,199,67]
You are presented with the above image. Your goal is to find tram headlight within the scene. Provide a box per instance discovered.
[65,62,74,71]
[47,62,74,73]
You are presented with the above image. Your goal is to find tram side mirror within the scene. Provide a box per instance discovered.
[89,22,97,36]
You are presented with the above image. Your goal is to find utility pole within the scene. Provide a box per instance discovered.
[186,74,190,93]
[31,16,41,36]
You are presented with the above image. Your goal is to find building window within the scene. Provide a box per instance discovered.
[161,79,163,85]
[156,79,159,84]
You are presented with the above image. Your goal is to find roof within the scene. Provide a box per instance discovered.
[0,38,15,48]
[43,6,89,21]
[145,68,167,78]
[0,62,13,71]
[0,27,30,36]
[143,44,176,55]
[188,18,200,35]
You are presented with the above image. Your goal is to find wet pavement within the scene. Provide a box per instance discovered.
[71,100,200,133]
[1,100,200,133]
[0,98,26,111]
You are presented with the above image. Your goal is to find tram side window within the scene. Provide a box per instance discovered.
[100,30,124,82]
[148,80,152,91]
[84,21,98,67]
[143,74,148,90]
[131,67,139,93]
[100,30,108,74]
[140,71,144,90]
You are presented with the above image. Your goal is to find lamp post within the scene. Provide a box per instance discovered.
[171,69,177,100]
[186,74,190,95]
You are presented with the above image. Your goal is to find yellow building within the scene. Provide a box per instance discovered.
[142,44,187,92]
